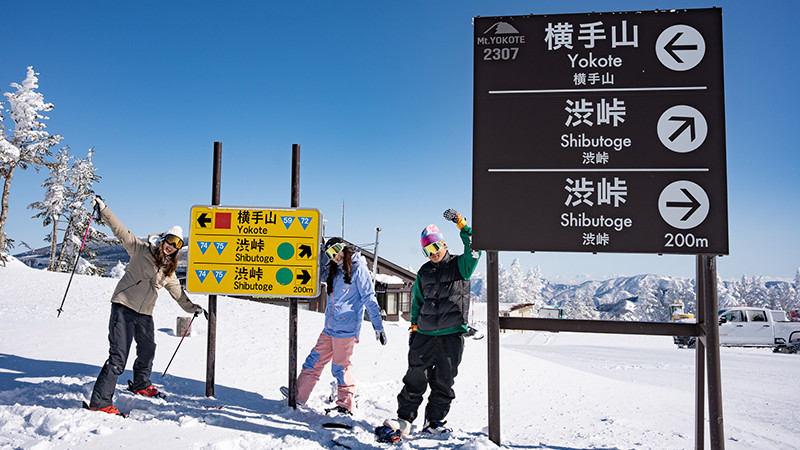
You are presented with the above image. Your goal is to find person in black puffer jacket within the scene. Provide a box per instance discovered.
[382,209,482,437]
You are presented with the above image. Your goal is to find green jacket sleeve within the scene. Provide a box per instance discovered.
[456,225,482,280]
[410,277,424,324]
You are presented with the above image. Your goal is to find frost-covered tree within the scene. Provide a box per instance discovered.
[733,275,770,308]
[769,282,797,313]
[108,261,127,279]
[0,103,19,166]
[717,276,738,310]
[27,146,71,270]
[0,67,62,254]
[524,265,544,306]
[54,147,106,275]
[501,259,532,305]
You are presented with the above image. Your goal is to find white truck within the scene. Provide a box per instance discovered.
[673,306,800,352]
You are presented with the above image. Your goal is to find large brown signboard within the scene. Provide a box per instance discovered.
[472,8,728,255]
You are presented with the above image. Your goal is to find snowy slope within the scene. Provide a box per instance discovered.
[1,257,799,449]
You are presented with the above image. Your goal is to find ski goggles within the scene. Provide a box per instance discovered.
[422,241,444,258]
[164,234,184,250]
[325,243,346,260]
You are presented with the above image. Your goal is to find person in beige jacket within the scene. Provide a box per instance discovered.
[87,196,205,416]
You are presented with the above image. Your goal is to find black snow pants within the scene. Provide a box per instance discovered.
[89,303,156,408]
[396,332,464,423]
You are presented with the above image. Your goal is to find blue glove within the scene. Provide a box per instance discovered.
[376,330,387,346]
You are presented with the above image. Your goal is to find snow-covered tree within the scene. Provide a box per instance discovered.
[500,259,532,305]
[524,265,544,305]
[0,103,19,164]
[717,276,738,310]
[27,146,72,270]
[54,148,106,275]
[108,261,127,279]
[732,275,770,308]
[0,67,63,254]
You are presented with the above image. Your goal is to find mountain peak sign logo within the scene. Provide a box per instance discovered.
[484,21,519,35]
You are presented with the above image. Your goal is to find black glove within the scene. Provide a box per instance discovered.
[376,330,387,346]
[443,208,467,229]
[193,304,208,320]
[408,324,418,347]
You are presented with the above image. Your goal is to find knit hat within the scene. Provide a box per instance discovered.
[165,225,183,239]
[420,224,444,248]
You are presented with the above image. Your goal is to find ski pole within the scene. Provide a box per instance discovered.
[56,212,95,317]
[162,311,198,377]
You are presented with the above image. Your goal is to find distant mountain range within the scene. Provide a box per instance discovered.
[470,261,800,322]
[13,239,189,278]
[15,244,799,323]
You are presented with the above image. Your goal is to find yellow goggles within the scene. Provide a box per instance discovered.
[325,243,345,260]
[164,234,184,250]
[422,241,444,257]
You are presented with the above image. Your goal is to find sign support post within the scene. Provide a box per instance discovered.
[486,251,501,444]
[288,144,300,408]
[206,141,221,397]
[694,258,706,449]
[699,255,725,449]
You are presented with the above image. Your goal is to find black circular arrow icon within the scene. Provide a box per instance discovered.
[664,32,699,64]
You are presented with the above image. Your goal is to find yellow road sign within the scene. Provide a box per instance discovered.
[187,205,321,297]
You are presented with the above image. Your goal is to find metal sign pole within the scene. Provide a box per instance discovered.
[486,251,501,445]
[694,256,706,450]
[701,255,725,449]
[206,141,221,397]
[288,144,300,408]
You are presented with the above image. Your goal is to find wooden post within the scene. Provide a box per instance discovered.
[176,316,193,337]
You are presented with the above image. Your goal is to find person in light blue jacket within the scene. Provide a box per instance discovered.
[289,237,386,415]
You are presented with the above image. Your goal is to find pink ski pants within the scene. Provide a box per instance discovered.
[296,332,358,411]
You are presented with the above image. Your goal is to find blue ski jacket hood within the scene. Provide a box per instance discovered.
[323,250,384,339]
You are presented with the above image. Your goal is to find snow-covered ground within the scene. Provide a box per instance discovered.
[1,256,798,449]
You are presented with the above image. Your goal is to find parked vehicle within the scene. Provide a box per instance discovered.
[539,306,566,319]
[790,309,800,322]
[673,306,800,352]
[669,300,694,322]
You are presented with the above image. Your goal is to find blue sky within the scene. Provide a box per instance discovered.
[2,0,798,281]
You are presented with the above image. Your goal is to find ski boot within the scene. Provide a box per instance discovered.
[422,419,452,435]
[127,380,166,399]
[375,425,403,444]
[82,401,127,418]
